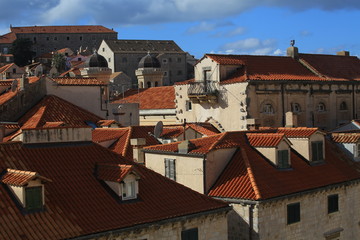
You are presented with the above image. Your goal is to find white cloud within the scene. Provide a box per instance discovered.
[185,21,233,35]
[220,38,278,55]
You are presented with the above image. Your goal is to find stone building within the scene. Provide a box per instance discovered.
[99,39,189,86]
[175,47,360,131]
[143,127,360,239]
[0,25,117,57]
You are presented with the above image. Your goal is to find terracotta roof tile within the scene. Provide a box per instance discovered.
[51,77,106,86]
[96,163,137,182]
[10,25,116,34]
[97,120,117,127]
[300,54,360,81]
[0,77,40,105]
[205,54,325,84]
[277,127,320,138]
[174,79,195,85]
[0,141,227,239]
[246,133,285,147]
[331,133,360,143]
[18,95,103,128]
[0,63,15,74]
[0,32,16,44]
[208,132,360,200]
[1,169,51,186]
[0,79,14,86]
[112,86,175,110]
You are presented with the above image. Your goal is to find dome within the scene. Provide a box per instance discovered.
[84,51,108,68]
[138,54,161,69]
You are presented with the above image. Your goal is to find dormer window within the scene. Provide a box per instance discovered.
[1,169,51,212]
[277,149,290,168]
[96,163,141,201]
[311,141,324,162]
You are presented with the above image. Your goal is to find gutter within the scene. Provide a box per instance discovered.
[70,206,232,240]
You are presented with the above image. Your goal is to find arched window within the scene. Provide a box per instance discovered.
[263,104,274,114]
[147,81,151,88]
[340,101,347,110]
[155,81,159,87]
[318,102,326,112]
[291,103,301,113]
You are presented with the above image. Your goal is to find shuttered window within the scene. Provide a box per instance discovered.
[278,150,290,168]
[311,141,324,162]
[165,158,176,181]
[25,187,42,210]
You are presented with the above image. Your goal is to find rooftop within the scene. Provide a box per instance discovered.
[104,39,184,53]
[10,25,116,34]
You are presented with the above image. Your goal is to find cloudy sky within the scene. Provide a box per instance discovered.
[1,0,359,58]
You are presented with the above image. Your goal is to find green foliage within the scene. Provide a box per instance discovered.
[51,53,66,72]
[10,38,35,67]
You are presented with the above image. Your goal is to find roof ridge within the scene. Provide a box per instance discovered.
[208,132,228,151]
[240,146,262,199]
[123,127,133,157]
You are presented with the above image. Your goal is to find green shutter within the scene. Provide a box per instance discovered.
[278,150,289,168]
[25,187,42,210]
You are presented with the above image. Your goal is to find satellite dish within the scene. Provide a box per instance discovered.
[11,80,18,92]
[154,121,163,138]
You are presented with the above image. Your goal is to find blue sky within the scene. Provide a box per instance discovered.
[1,0,359,58]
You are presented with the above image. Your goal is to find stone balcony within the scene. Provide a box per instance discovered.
[187,81,218,103]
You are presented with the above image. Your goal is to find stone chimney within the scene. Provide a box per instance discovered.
[286,40,299,59]
[178,140,195,154]
[19,74,28,91]
[130,138,146,164]
[285,112,298,127]
[247,118,260,130]
[337,51,350,56]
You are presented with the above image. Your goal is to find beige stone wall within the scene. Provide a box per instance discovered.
[256,183,360,240]
[254,140,290,166]
[287,133,325,161]
[99,41,115,73]
[145,153,205,193]
[228,204,259,240]
[90,210,228,240]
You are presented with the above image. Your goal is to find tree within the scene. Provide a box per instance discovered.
[10,38,35,67]
[51,53,66,73]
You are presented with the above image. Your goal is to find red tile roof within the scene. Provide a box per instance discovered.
[97,119,117,127]
[112,86,175,110]
[0,79,14,86]
[331,133,360,143]
[51,77,106,86]
[18,95,103,129]
[10,25,116,34]
[96,163,138,182]
[277,127,320,138]
[174,79,195,85]
[0,141,227,239]
[300,54,360,81]
[208,132,360,200]
[144,132,243,155]
[204,54,328,84]
[0,32,16,44]
[1,169,51,186]
[187,122,220,136]
[246,133,285,147]
[0,63,15,73]
[0,77,41,105]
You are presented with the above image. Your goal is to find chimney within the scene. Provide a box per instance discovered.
[178,140,195,154]
[285,112,298,127]
[247,118,260,130]
[130,138,146,164]
[337,51,350,56]
[20,74,28,91]
[286,40,299,59]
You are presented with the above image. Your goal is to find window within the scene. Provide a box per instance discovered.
[46,37,49,41]
[340,101,347,110]
[102,47,105,52]
[204,70,211,81]
[186,100,192,111]
[3,47,8,54]
[79,36,83,41]
[177,57,182,62]
[78,57,81,61]
[168,57,172,62]
[318,102,326,112]
[12,68,16,74]
[164,71,168,76]
[278,150,290,168]
[147,81,151,88]
[155,81,158,87]
[181,228,198,240]
[25,187,43,211]
[163,59,168,64]
[67,36,70,40]
[122,57,127,63]
[54,37,57,40]
[292,103,301,113]
[177,70,182,75]
[33,37,37,43]
[263,104,274,114]
[328,194,339,213]
[108,58,111,63]
[287,202,300,224]
[165,158,176,180]
[311,141,324,162]
[122,181,136,200]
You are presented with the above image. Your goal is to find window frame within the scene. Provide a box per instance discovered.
[287,202,300,224]
[339,101,347,111]
[328,194,339,214]
[263,103,274,114]
[318,102,326,112]
[165,158,176,181]
[311,141,324,162]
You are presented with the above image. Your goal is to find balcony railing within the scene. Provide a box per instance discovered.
[187,81,218,103]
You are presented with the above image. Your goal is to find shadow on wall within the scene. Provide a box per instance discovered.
[227,209,259,240]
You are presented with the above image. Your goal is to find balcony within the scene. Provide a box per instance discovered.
[187,81,218,103]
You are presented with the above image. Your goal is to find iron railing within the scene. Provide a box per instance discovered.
[188,81,218,96]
